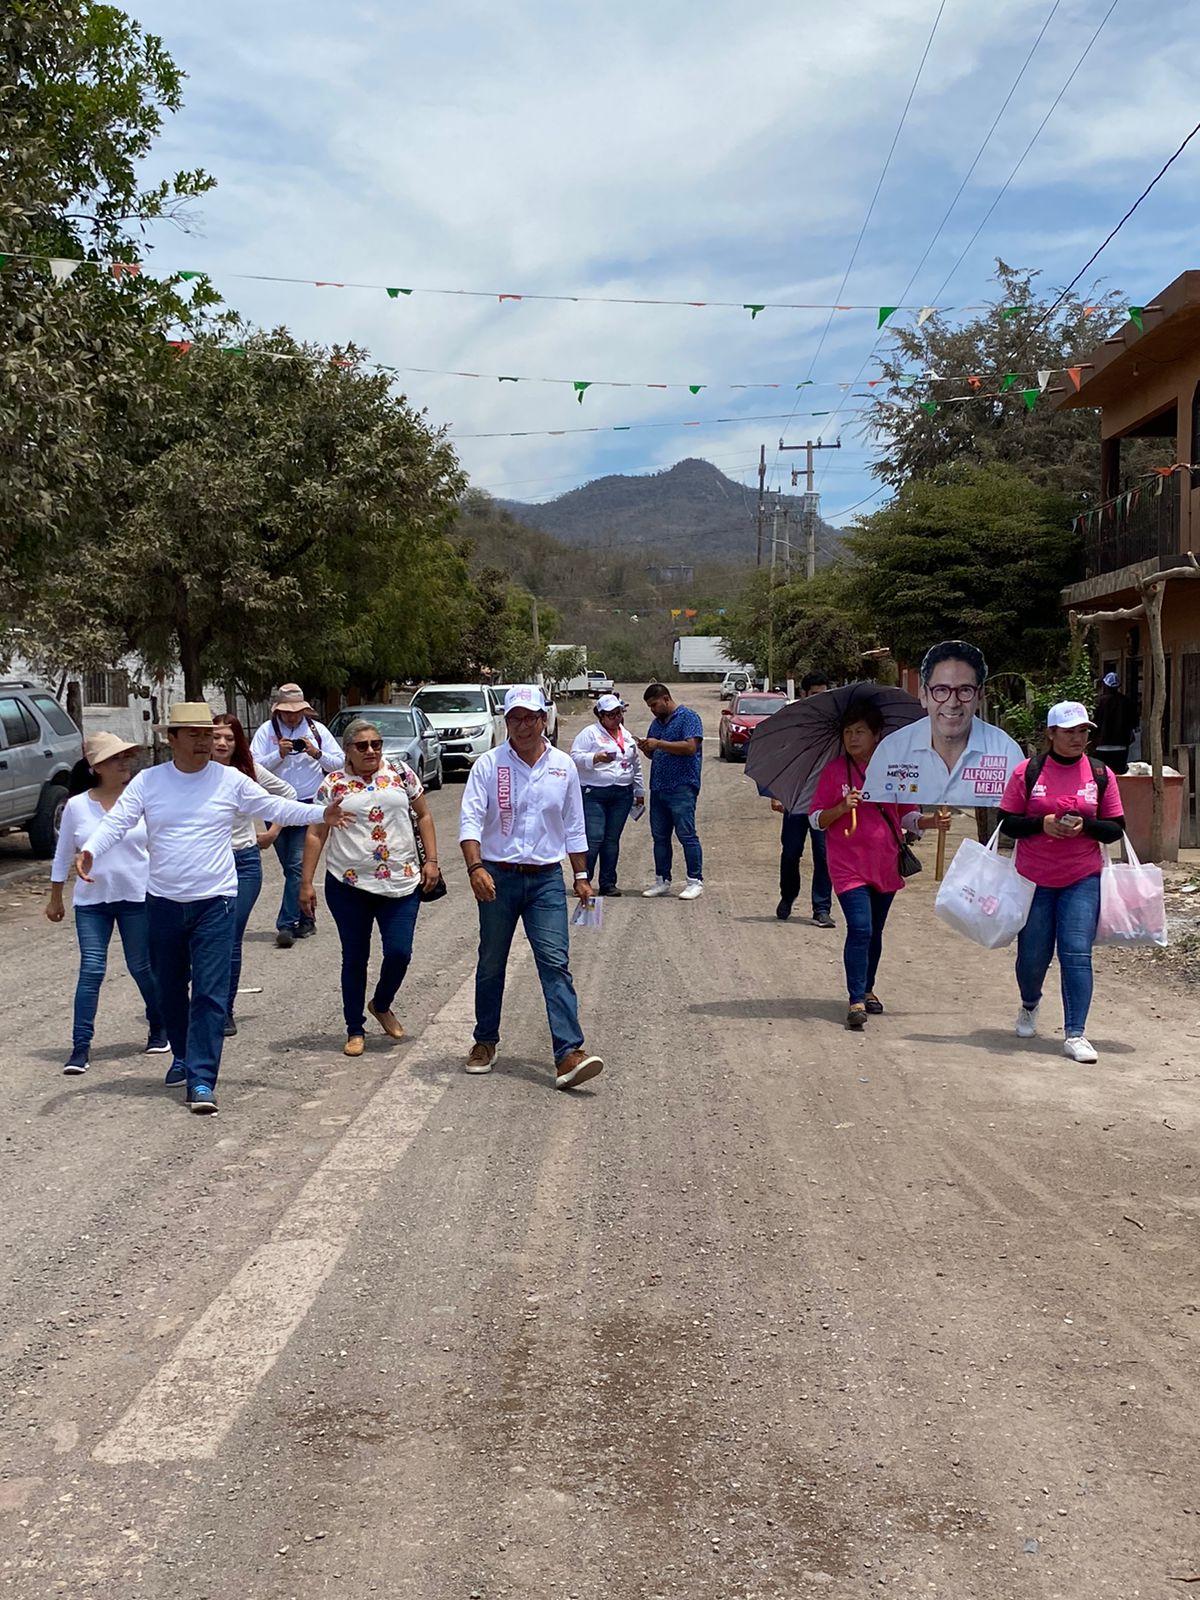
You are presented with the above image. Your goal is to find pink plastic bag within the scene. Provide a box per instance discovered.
[1096,835,1167,947]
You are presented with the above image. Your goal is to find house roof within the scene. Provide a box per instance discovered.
[1055,270,1200,411]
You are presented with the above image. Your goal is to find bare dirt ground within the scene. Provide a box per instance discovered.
[1,684,1197,1599]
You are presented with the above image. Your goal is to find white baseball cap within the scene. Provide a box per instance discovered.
[595,693,627,713]
[1047,700,1096,730]
[1102,672,1120,688]
[503,685,548,716]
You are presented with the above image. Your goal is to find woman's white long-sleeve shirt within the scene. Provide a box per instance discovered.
[230,765,297,851]
[52,792,150,905]
[569,723,644,792]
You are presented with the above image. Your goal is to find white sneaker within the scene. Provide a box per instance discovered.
[1015,1004,1040,1038]
[1063,1036,1098,1064]
[678,880,705,901]
[642,879,671,898]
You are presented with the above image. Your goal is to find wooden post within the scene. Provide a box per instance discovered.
[934,807,951,879]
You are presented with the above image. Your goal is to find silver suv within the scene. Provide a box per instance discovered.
[0,680,84,856]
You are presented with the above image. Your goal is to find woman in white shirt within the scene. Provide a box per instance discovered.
[300,718,440,1057]
[211,714,296,1038]
[46,733,166,1075]
[569,694,645,896]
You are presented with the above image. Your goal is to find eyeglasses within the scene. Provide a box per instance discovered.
[351,738,384,752]
[506,712,544,727]
[927,683,980,705]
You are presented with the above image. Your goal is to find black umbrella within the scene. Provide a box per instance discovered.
[745,681,924,813]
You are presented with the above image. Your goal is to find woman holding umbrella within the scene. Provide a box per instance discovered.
[809,699,949,1028]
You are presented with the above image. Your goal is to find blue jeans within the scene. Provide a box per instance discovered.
[780,812,832,915]
[1015,873,1101,1036]
[72,901,163,1050]
[324,873,421,1036]
[836,885,896,1005]
[582,784,635,890]
[228,846,263,1019]
[649,785,703,883]
[272,823,316,934]
[474,864,584,1063]
[147,894,236,1093]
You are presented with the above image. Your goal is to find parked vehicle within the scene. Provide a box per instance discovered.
[585,668,614,697]
[409,684,507,773]
[674,636,745,677]
[720,670,753,702]
[328,704,443,790]
[0,680,84,856]
[718,692,788,762]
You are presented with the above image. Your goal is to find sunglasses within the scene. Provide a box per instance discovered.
[352,738,384,752]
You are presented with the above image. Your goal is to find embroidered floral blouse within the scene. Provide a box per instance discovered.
[315,761,424,898]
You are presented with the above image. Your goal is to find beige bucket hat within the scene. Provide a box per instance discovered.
[272,682,315,714]
[83,731,139,767]
[154,701,215,731]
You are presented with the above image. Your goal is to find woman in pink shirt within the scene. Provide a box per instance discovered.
[811,700,948,1029]
[999,701,1126,1064]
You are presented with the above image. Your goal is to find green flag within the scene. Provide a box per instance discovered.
[498,375,518,383]
[221,345,247,357]
[920,400,938,416]
[877,306,898,328]
[688,384,704,394]
[178,270,205,281]
[743,304,766,320]
[613,426,630,432]
[386,287,412,299]
[1022,388,1038,411]
[795,380,813,389]
[1001,305,1028,320]
[1128,305,1144,332]
[573,381,591,403]
[1001,373,1018,392]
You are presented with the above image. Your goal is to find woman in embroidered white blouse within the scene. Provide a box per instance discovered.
[300,718,440,1057]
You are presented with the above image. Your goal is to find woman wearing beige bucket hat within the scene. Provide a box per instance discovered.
[46,733,167,1075]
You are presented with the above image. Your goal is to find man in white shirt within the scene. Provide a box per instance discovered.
[250,684,342,948]
[861,640,1023,807]
[78,703,354,1115]
[459,685,603,1090]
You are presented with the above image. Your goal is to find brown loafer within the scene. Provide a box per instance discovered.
[367,1001,405,1040]
[465,1042,496,1075]
[555,1050,603,1090]
[343,1034,365,1057]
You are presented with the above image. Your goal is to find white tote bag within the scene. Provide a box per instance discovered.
[1096,834,1168,947]
[934,827,1036,949]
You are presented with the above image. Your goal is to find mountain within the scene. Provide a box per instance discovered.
[499,458,845,568]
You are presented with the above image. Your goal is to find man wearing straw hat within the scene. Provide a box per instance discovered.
[250,684,342,948]
[77,702,356,1115]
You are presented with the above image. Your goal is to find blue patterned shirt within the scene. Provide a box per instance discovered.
[647,705,704,791]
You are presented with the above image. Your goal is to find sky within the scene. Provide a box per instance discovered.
[129,0,1200,539]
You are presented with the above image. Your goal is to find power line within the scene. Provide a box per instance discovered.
[1033,113,1200,331]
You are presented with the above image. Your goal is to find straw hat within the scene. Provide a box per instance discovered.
[154,702,215,731]
[84,732,139,767]
[272,682,315,714]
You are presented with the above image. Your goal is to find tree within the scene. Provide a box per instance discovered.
[864,261,1170,500]
[844,463,1080,676]
[722,570,868,683]
[543,645,586,696]
[1,0,218,630]
[28,330,465,697]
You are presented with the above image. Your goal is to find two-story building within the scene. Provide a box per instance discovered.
[1056,269,1200,844]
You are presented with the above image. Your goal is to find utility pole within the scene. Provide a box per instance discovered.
[755,443,766,568]
[779,438,840,580]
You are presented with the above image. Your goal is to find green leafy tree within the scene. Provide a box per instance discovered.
[865,261,1169,499]
[722,570,867,682]
[844,462,1080,676]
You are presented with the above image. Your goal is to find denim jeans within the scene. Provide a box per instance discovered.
[649,785,703,883]
[581,784,635,890]
[474,864,584,1063]
[324,873,421,1037]
[228,846,263,1020]
[147,894,236,1093]
[836,885,896,1005]
[272,823,315,934]
[1015,872,1101,1036]
[72,901,163,1050]
[780,812,832,915]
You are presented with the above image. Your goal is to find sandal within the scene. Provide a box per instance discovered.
[846,1005,867,1030]
[864,993,884,1015]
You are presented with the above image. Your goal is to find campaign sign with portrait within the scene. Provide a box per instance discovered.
[860,640,1024,808]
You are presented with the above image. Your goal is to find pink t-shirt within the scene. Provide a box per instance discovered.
[1001,755,1123,888]
[810,755,906,896]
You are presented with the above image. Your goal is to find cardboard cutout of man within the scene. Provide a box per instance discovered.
[861,640,1022,807]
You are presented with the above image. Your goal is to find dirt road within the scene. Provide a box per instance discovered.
[2,684,1197,1598]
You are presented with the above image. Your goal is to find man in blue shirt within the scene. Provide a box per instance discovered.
[637,683,705,900]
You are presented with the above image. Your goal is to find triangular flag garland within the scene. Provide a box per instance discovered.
[573,381,591,404]
[1036,369,1051,391]
[1128,306,1144,332]
[1001,305,1028,320]
[48,258,79,283]
[1066,367,1082,391]
[386,287,412,298]
[877,306,898,328]
[1001,373,1018,392]
[920,401,938,416]
[744,304,766,320]
[916,307,936,327]
[110,262,141,280]
[1022,389,1039,411]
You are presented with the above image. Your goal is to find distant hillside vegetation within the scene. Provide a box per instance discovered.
[500,457,844,566]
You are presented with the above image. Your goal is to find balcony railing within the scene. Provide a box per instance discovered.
[1085,472,1179,577]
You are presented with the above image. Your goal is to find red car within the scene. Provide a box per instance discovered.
[718,692,787,761]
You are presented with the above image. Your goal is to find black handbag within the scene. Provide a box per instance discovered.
[847,756,922,878]
[413,823,447,902]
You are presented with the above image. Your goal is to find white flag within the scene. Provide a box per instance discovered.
[1036,368,1052,391]
[48,259,80,284]
[917,307,936,327]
